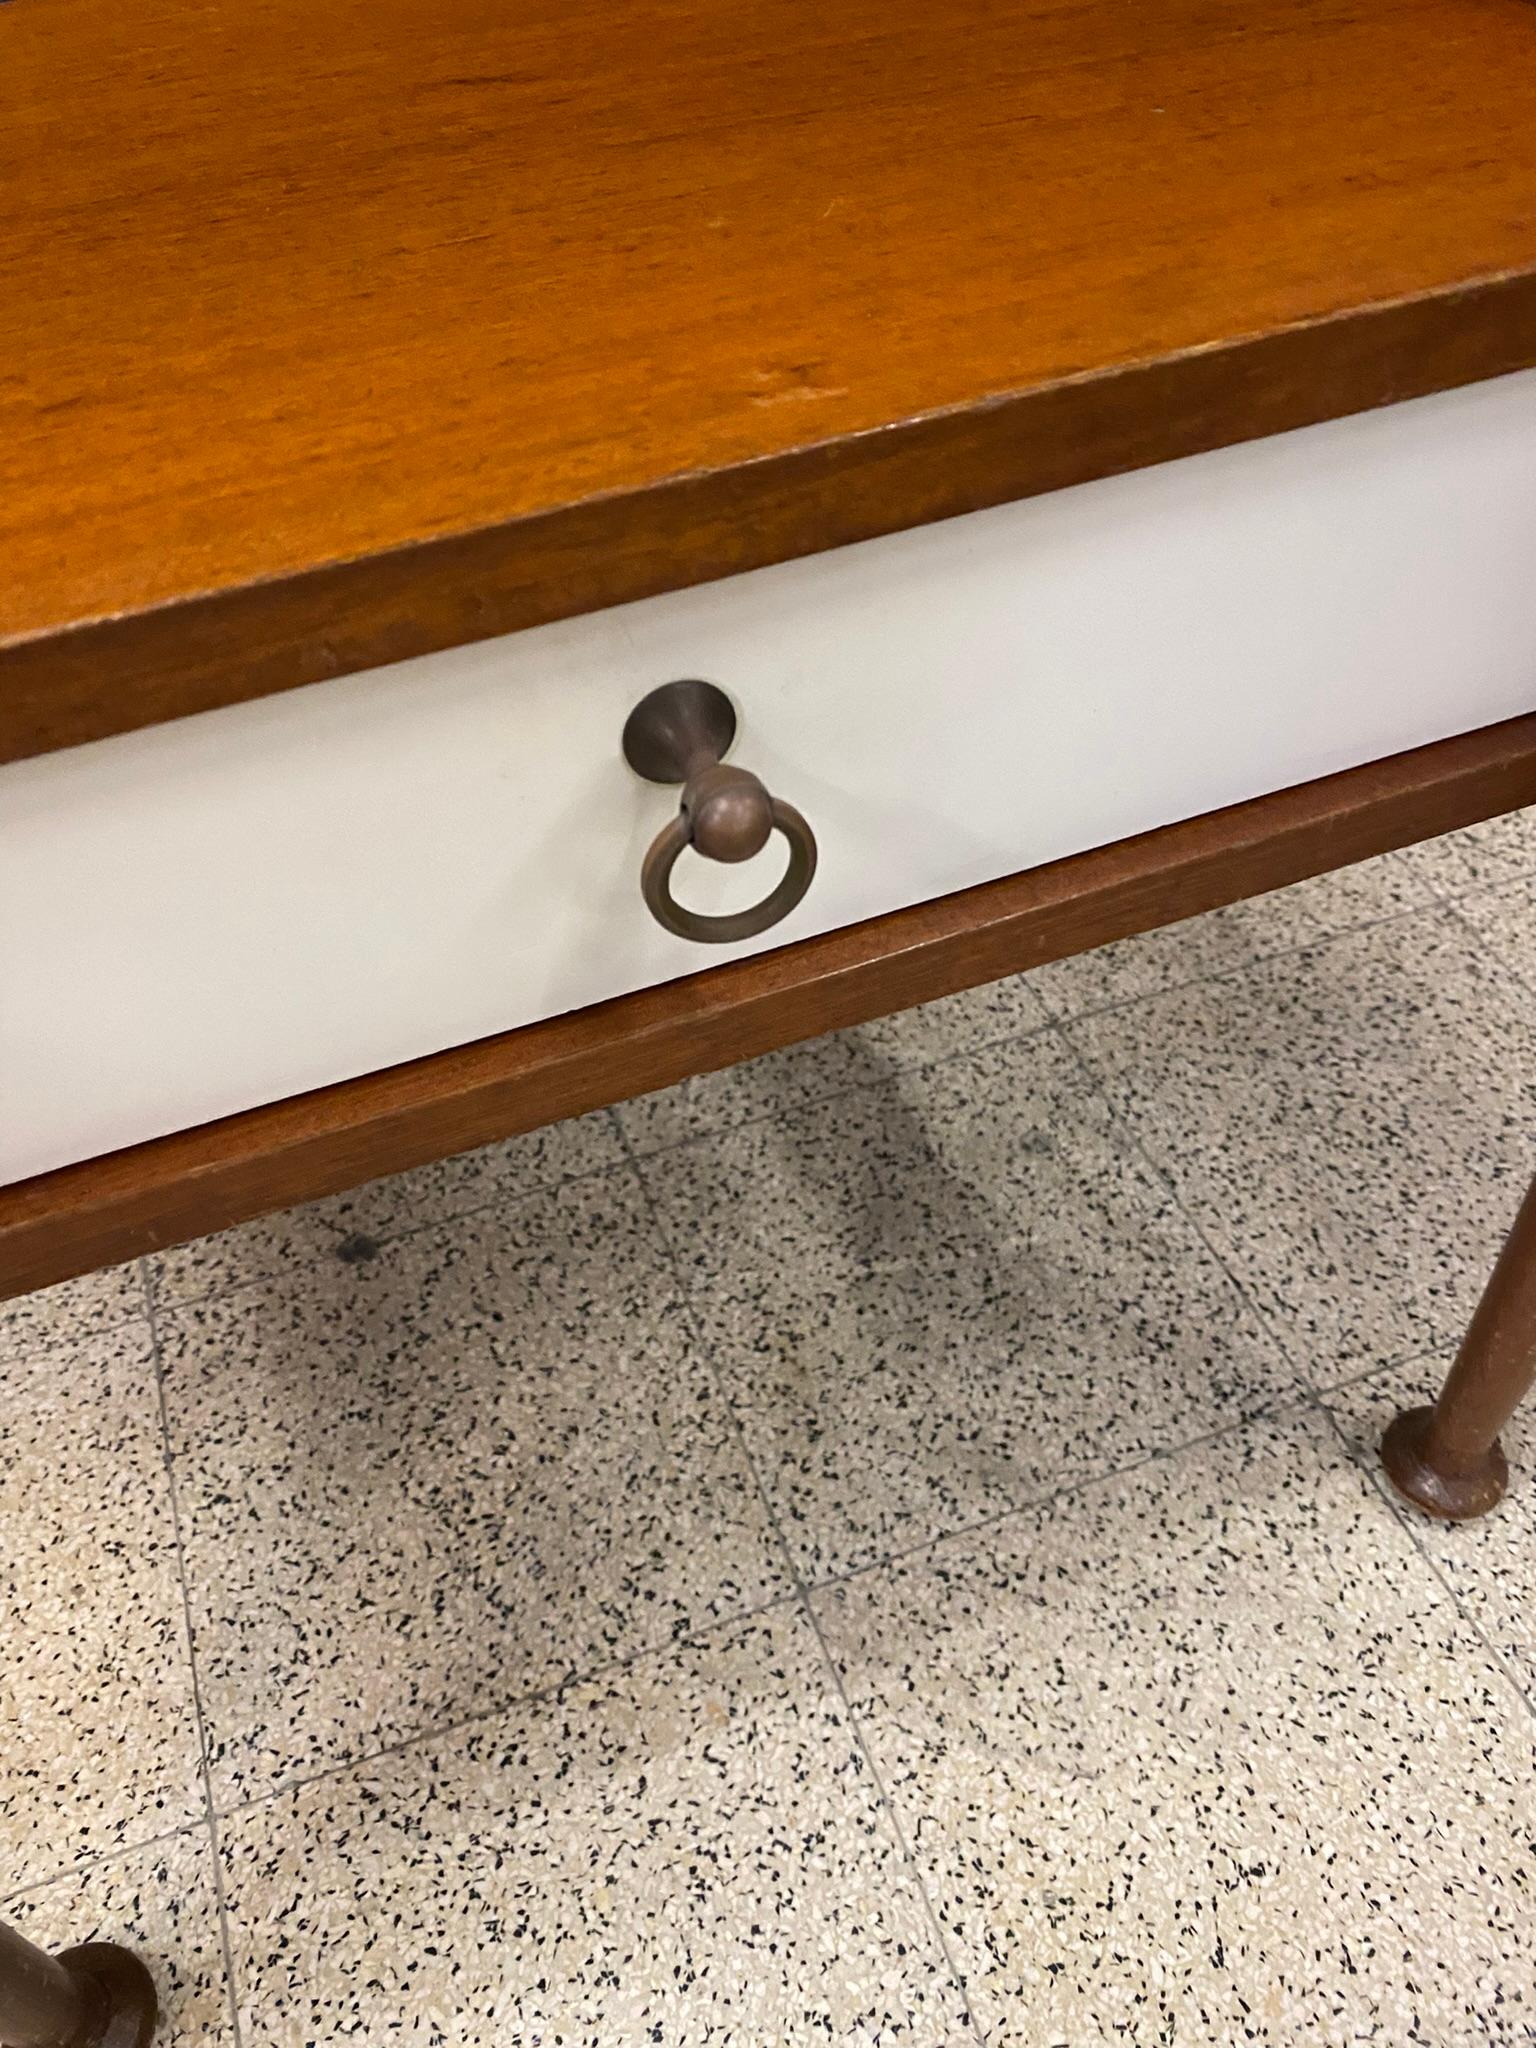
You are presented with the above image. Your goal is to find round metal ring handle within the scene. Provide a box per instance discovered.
[640,792,817,944]
[623,680,819,944]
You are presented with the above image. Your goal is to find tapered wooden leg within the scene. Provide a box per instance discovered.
[1382,1171,1536,1520]
[0,1918,157,2048]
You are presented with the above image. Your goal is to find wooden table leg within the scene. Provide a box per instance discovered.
[0,1918,157,2048]
[1382,1170,1536,1520]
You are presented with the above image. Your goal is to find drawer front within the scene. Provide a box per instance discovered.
[4,369,1536,1184]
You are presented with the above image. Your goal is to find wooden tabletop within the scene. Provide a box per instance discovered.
[4,0,1536,763]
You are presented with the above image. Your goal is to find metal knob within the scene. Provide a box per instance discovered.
[622,680,818,944]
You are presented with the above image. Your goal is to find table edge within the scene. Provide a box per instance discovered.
[5,268,1536,766]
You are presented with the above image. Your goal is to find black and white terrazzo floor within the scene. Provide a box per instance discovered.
[5,812,1536,2045]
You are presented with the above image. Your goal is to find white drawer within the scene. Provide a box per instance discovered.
[4,370,1535,1184]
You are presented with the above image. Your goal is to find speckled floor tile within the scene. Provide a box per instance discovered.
[0,1258,145,1346]
[0,1311,204,1888]
[817,1406,1536,2047]
[643,1032,1299,1580]
[1068,908,1536,1380]
[149,1107,623,1306]
[1326,1355,1536,1700]
[1029,844,1442,1022]
[1453,871,1536,992]
[219,1607,967,2047]
[0,1828,234,2043]
[617,977,1050,1154]
[1412,802,1536,893]
[159,1167,786,1806]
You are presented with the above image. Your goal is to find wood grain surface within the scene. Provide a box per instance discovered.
[4,710,1534,1301]
[3,0,1536,761]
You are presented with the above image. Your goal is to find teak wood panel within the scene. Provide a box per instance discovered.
[3,711,1535,1302]
[4,0,1536,761]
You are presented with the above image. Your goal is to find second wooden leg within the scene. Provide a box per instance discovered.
[1382,1170,1536,1520]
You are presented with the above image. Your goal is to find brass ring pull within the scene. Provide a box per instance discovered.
[623,680,819,945]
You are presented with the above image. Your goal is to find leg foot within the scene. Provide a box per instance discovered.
[0,1922,157,2048]
[1379,1169,1536,1523]
[1380,1403,1509,1521]
[57,1945,158,2048]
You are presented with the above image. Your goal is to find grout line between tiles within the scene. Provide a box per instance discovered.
[140,1256,246,2048]
[1027,883,1446,1030]
[1417,853,1536,915]
[1414,849,1463,919]
[808,1388,1322,1594]
[615,1114,990,2044]
[798,1590,989,2046]
[209,1585,802,1827]
[1309,1344,1451,1399]
[1442,895,1536,1013]
[0,1295,153,1352]
[1047,1019,1320,1396]
[1419,842,1536,1027]
[0,1817,210,1912]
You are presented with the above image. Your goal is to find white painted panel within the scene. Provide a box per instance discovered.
[4,369,1535,1182]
